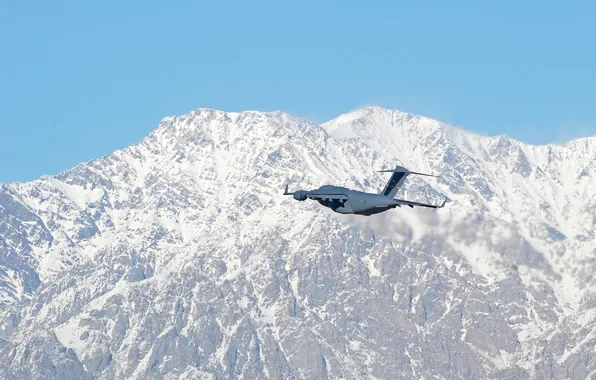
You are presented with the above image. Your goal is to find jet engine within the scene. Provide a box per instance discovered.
[293,193,307,201]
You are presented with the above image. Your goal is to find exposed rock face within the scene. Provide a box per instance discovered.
[1,107,595,379]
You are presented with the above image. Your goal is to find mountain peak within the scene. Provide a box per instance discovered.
[320,106,447,156]
[138,108,318,155]
[2,104,596,379]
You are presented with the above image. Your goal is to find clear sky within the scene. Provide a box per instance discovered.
[2,1,595,183]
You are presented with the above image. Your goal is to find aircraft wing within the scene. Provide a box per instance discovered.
[283,185,347,202]
[392,197,447,209]
[306,192,348,201]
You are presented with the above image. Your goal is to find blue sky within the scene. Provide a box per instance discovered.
[1,1,595,183]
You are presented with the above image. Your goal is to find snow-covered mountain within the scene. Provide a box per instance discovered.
[1,106,595,379]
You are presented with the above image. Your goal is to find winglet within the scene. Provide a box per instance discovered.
[438,197,448,208]
[283,184,291,195]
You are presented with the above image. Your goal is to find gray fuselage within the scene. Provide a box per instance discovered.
[294,185,401,216]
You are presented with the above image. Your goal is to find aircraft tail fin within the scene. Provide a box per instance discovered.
[377,166,439,197]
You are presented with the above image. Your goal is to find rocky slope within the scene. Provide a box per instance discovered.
[1,107,594,379]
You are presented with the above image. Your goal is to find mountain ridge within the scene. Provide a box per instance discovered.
[3,105,594,188]
[1,106,595,379]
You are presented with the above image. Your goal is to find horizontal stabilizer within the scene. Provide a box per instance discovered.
[410,171,440,178]
[377,169,439,178]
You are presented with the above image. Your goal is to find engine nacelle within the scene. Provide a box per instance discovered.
[293,193,307,201]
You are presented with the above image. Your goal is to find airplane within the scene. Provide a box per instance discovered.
[283,166,447,216]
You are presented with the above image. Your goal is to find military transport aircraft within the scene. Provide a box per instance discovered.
[283,166,447,216]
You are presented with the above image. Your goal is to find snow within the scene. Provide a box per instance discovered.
[2,106,596,378]
[558,325,596,364]
[53,317,92,359]
[446,235,504,281]
[48,177,103,210]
